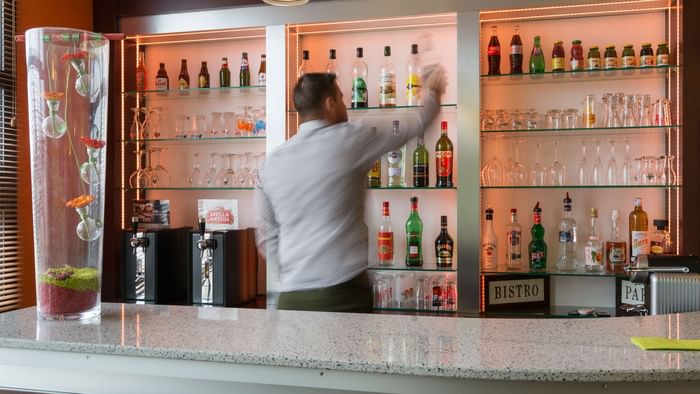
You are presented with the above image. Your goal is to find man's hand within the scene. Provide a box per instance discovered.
[422,63,448,102]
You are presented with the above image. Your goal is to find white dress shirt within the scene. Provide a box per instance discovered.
[256,93,440,293]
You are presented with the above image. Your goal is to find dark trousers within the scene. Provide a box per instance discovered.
[277,271,373,313]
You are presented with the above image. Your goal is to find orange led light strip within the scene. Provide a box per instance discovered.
[480,0,664,15]
[136,35,266,46]
[298,22,456,36]
[480,6,667,23]
[125,27,264,40]
[295,12,455,29]
[120,40,125,229]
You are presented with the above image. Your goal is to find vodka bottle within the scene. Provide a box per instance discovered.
[386,120,406,187]
[557,192,578,271]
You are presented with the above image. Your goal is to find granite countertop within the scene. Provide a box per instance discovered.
[0,303,699,382]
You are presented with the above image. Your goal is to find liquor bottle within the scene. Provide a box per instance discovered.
[406,44,422,105]
[387,120,406,187]
[435,215,454,267]
[136,51,147,91]
[351,47,368,108]
[257,54,267,86]
[326,49,339,77]
[629,197,649,264]
[528,202,547,270]
[239,52,251,86]
[367,158,381,188]
[435,121,454,188]
[377,201,393,265]
[299,50,313,77]
[506,208,522,270]
[155,63,169,91]
[482,207,498,269]
[178,59,190,89]
[509,25,523,74]
[529,36,545,73]
[584,208,603,272]
[412,134,429,187]
[405,196,423,266]
[557,192,577,271]
[378,46,396,107]
[487,25,501,75]
[650,219,673,254]
[198,61,210,88]
[605,209,627,273]
[219,57,231,88]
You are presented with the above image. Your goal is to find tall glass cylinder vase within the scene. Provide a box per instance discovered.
[25,28,109,320]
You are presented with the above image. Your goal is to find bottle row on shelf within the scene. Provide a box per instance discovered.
[481,93,674,132]
[368,120,454,188]
[371,271,457,312]
[481,138,676,187]
[375,198,454,269]
[482,194,672,275]
[486,25,671,75]
[299,44,425,109]
[136,51,266,91]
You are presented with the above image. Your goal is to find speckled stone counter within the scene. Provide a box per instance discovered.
[1,303,699,393]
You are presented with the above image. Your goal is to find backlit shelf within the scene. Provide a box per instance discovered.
[122,187,254,191]
[481,266,628,278]
[373,307,458,314]
[481,184,679,189]
[368,263,457,272]
[122,136,266,144]
[480,65,679,85]
[367,186,457,190]
[121,85,266,98]
[288,103,457,114]
[481,125,681,135]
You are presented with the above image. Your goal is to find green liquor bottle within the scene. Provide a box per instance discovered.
[219,57,231,88]
[413,134,429,187]
[528,201,547,270]
[529,36,546,73]
[239,52,251,87]
[405,196,423,266]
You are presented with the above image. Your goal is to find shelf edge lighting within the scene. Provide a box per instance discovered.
[263,0,309,6]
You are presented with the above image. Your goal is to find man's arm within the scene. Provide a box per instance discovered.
[254,183,279,264]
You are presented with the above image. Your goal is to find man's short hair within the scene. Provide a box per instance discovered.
[293,73,337,117]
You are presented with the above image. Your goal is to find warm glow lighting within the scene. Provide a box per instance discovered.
[675,0,680,254]
[298,22,456,36]
[263,0,309,6]
[125,27,265,41]
[120,40,125,229]
[296,12,455,29]
[480,0,663,15]
[480,7,667,23]
[135,35,266,46]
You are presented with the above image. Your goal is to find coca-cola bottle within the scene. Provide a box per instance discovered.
[487,25,501,75]
[509,25,523,74]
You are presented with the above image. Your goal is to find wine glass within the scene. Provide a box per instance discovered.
[142,148,155,186]
[250,153,263,186]
[480,135,504,186]
[128,149,150,188]
[621,138,633,185]
[150,147,171,187]
[549,139,566,185]
[578,139,590,185]
[592,140,604,185]
[529,142,546,186]
[667,155,677,185]
[129,107,142,140]
[189,153,202,187]
[204,153,218,187]
[217,154,236,187]
[607,140,617,185]
[508,139,527,186]
[238,152,251,187]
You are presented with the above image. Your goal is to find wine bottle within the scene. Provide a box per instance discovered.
[136,51,147,91]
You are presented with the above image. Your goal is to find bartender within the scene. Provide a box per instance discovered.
[256,66,447,312]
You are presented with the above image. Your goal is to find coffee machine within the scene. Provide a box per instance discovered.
[123,217,191,305]
[191,218,258,307]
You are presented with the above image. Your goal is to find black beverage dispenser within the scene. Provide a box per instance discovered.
[123,217,191,305]
[191,218,258,306]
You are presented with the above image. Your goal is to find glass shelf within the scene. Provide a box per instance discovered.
[122,136,266,144]
[481,266,628,279]
[483,306,617,318]
[288,103,457,114]
[122,187,254,191]
[373,307,458,314]
[367,186,457,190]
[480,65,679,85]
[481,125,681,135]
[481,184,680,189]
[121,85,266,98]
[368,263,457,272]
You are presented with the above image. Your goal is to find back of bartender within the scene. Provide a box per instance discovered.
[255,65,447,312]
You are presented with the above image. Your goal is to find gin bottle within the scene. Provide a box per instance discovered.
[557,192,578,271]
[386,120,406,187]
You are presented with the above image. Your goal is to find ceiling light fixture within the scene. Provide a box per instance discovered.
[263,0,310,6]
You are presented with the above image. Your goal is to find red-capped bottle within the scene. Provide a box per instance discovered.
[487,25,501,75]
[378,201,394,265]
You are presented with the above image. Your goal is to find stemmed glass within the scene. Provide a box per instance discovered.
[238,153,252,187]
[189,153,202,187]
[607,140,617,185]
[578,140,590,185]
[529,142,547,186]
[217,154,236,187]
[250,153,262,186]
[480,135,504,186]
[667,155,677,185]
[128,149,150,188]
[508,139,527,186]
[592,140,604,185]
[129,107,142,140]
[150,147,171,187]
[549,139,566,185]
[621,138,633,185]
[204,153,218,187]
[142,148,155,186]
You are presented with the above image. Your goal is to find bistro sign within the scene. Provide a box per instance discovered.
[484,275,549,311]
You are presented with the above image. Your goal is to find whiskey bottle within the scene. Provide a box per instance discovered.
[405,196,423,266]
[629,197,649,264]
[435,215,454,267]
[298,50,313,77]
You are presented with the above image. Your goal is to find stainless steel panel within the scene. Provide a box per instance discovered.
[650,273,700,315]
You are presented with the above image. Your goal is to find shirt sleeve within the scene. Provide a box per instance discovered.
[354,90,441,170]
[254,183,279,264]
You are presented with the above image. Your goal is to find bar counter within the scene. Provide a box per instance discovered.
[0,303,699,393]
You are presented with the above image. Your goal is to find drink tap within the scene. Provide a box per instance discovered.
[129,216,149,255]
[196,217,217,258]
